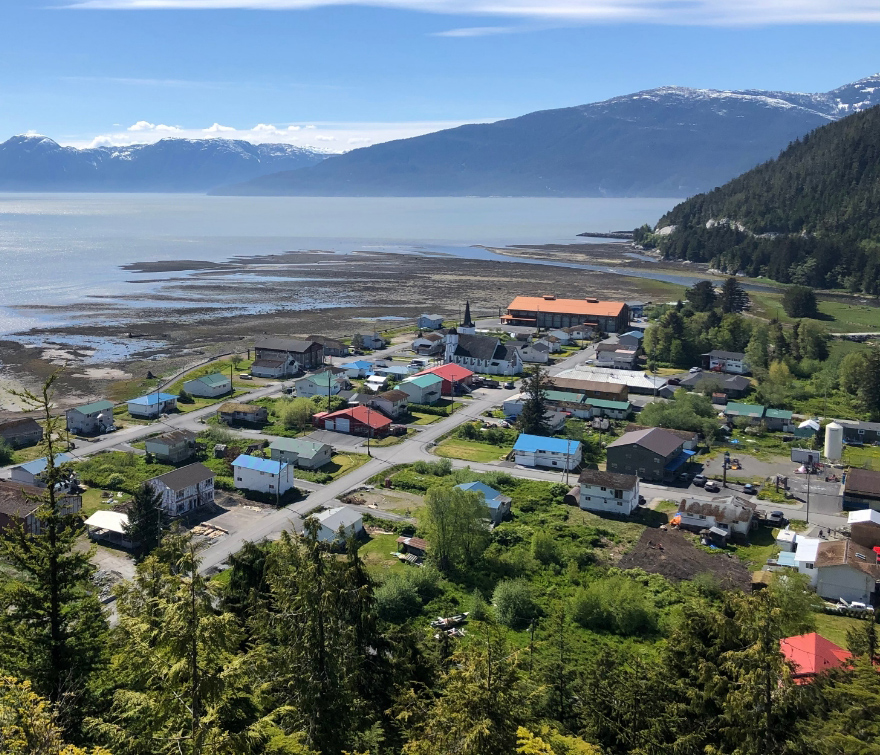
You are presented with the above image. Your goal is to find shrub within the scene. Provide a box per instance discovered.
[469,589,491,622]
[177,388,194,404]
[412,458,453,476]
[375,575,421,623]
[105,473,126,490]
[530,530,559,566]
[570,576,658,636]
[493,579,539,629]
[279,398,316,430]
[0,441,13,466]
[407,402,449,416]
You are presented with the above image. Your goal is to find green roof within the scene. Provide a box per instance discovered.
[72,400,114,415]
[580,398,631,411]
[764,408,793,419]
[269,438,328,459]
[189,372,230,387]
[545,390,585,404]
[403,374,444,388]
[299,372,339,387]
[725,403,765,418]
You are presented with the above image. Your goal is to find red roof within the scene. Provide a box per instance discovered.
[780,633,851,683]
[414,363,474,382]
[322,405,392,430]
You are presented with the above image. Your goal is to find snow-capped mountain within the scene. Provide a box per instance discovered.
[216,74,880,198]
[0,136,328,191]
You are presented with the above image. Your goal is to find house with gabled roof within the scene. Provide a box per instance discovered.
[369,389,409,419]
[269,437,333,470]
[606,427,691,482]
[413,363,475,395]
[455,481,512,523]
[306,335,349,358]
[252,337,323,377]
[513,434,582,471]
[398,373,444,405]
[813,539,880,604]
[577,469,640,515]
[314,405,393,437]
[780,633,852,684]
[182,372,232,397]
[418,314,444,330]
[0,417,43,448]
[232,454,294,497]
[702,350,751,375]
[66,400,115,435]
[9,453,73,488]
[444,330,523,376]
[674,494,756,537]
[218,402,268,425]
[145,429,197,464]
[412,331,445,356]
[294,371,349,399]
[0,480,81,535]
[311,506,364,543]
[147,462,215,517]
[127,392,178,419]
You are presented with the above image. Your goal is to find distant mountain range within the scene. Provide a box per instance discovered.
[214,74,880,198]
[0,136,328,192]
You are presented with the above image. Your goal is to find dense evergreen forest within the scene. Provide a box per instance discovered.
[642,104,880,292]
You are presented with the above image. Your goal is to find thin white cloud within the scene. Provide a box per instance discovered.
[61,0,880,26]
[60,118,491,150]
[433,25,521,36]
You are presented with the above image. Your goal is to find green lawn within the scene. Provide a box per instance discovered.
[813,612,865,648]
[166,357,255,394]
[80,486,128,516]
[407,411,442,426]
[295,453,371,482]
[370,430,417,447]
[748,289,880,333]
[433,438,512,463]
[843,444,880,471]
[174,390,249,414]
[11,444,48,465]
[357,533,407,576]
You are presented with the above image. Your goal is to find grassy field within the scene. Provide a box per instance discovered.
[843,444,880,471]
[407,411,442,426]
[11,443,48,465]
[357,532,407,576]
[165,357,256,394]
[295,453,371,483]
[433,438,512,463]
[748,289,880,333]
[370,429,417,447]
[79,487,128,516]
[812,612,865,647]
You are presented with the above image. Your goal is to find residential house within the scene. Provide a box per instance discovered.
[311,506,364,543]
[0,480,81,534]
[444,330,524,375]
[413,363,475,395]
[502,295,629,333]
[724,402,766,425]
[372,364,412,380]
[412,332,445,356]
[127,392,178,419]
[578,397,632,420]
[364,375,389,392]
[0,417,43,448]
[398,373,444,405]
[369,390,409,419]
[848,508,880,549]
[455,481,512,524]
[595,343,638,369]
[147,463,215,517]
[516,341,550,364]
[780,633,852,684]
[183,372,232,397]
[577,469,641,515]
[843,468,880,511]
[83,510,134,549]
[703,350,751,375]
[563,325,594,342]
[269,438,333,470]
[314,405,393,437]
[555,366,665,395]
[513,434,582,471]
[9,453,73,487]
[341,360,374,378]
[626,301,646,319]
[836,419,880,446]
[307,335,349,358]
[294,371,348,399]
[503,391,630,421]
[764,408,795,432]
[606,427,690,482]
[813,539,880,604]
[617,331,644,350]
[623,424,699,451]
[673,494,757,538]
[795,419,821,440]
[66,401,115,435]
[418,314,444,330]
[547,376,628,402]
[538,336,562,354]
[547,328,572,345]
[145,430,196,464]
[232,454,295,496]
[677,372,751,399]
[218,402,268,425]
[357,333,386,350]
[252,338,323,377]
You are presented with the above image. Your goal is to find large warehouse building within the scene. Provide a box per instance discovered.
[502,295,629,333]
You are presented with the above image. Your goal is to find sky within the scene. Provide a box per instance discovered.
[2,0,880,151]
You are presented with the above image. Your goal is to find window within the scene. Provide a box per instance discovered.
[616,501,622,506]
[614,489,623,499]
[805,563,814,569]
[600,486,607,491]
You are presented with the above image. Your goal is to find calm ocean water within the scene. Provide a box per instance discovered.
[0,194,678,334]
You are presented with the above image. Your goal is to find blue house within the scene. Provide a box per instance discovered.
[513,434,582,471]
[9,453,73,487]
[455,481,512,524]
[127,392,178,419]
[342,360,374,379]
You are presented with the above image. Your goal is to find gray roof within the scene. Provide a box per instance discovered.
[0,480,43,518]
[149,429,196,446]
[679,373,750,391]
[679,494,757,524]
[307,335,346,349]
[149,462,214,492]
[270,437,330,459]
[313,506,362,531]
[607,427,683,457]
[704,350,746,360]
[836,419,880,433]
[578,468,639,490]
[256,338,320,354]
[453,333,517,363]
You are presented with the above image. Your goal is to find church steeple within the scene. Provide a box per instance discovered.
[460,300,475,334]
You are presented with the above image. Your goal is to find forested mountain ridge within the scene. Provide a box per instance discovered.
[649,103,880,292]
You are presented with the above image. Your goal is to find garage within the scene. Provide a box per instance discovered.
[335,418,350,433]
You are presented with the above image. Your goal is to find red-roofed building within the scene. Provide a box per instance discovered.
[413,363,475,396]
[313,405,393,437]
[780,632,852,684]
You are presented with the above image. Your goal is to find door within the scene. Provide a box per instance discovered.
[336,418,350,433]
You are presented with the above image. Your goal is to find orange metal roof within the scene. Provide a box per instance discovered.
[506,296,626,318]
[780,633,852,683]
[322,405,392,429]
[414,363,474,382]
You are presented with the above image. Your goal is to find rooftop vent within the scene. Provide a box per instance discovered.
[585,298,599,303]
[542,295,556,300]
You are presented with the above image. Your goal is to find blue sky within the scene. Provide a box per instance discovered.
[3,0,880,149]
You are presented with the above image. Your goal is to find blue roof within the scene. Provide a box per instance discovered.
[456,481,504,502]
[664,449,696,472]
[513,434,581,455]
[18,453,72,475]
[232,454,288,474]
[128,392,178,406]
[622,330,644,340]
[777,551,797,567]
[345,360,373,370]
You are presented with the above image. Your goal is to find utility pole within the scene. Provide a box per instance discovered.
[276,455,282,508]
[366,405,372,457]
[805,465,811,525]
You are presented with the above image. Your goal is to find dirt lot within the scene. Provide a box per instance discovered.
[348,488,424,517]
[618,528,751,591]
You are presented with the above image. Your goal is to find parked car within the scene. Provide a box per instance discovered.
[703,480,721,493]
[767,510,786,524]
[692,474,707,487]
[239,373,253,380]
[483,379,500,389]
[689,366,702,374]
[743,483,759,495]
[504,381,515,389]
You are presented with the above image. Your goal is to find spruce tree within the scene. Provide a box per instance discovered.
[517,366,552,436]
[124,481,165,559]
[720,276,749,313]
[0,374,106,728]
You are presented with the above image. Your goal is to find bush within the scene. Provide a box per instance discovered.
[571,576,658,636]
[177,388,194,404]
[198,426,238,446]
[278,398,316,430]
[469,589,491,622]
[375,575,421,623]
[0,440,14,466]
[493,579,540,629]
[407,402,449,416]
[530,530,559,565]
[411,458,453,476]
[105,473,126,490]
[782,285,819,319]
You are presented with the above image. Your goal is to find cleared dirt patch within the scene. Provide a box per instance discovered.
[618,528,751,591]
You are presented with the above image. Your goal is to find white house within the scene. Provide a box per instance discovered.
[66,400,115,435]
[702,350,751,375]
[444,330,523,376]
[577,469,641,515]
[674,495,756,538]
[294,371,347,399]
[596,344,638,369]
[412,333,445,356]
[516,342,551,364]
[311,506,364,543]
[269,438,333,469]
[358,333,386,350]
[232,454,295,496]
[182,372,232,397]
[127,392,178,419]
[547,328,572,345]
[512,434,582,471]
[341,360,374,379]
[398,373,444,405]
[147,463,215,517]
[418,314,444,330]
[9,453,73,487]
[365,375,389,392]
[455,481,512,524]
[369,390,409,419]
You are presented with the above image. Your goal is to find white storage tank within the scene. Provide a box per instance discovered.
[824,421,843,462]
